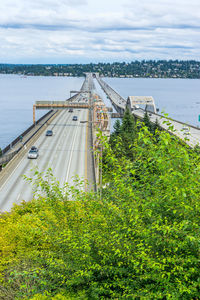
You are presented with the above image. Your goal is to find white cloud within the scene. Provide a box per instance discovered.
[0,0,200,62]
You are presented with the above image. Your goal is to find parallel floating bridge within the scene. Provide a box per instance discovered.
[94,73,157,114]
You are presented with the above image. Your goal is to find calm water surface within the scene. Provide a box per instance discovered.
[0,75,84,149]
[104,77,200,127]
[1,75,200,149]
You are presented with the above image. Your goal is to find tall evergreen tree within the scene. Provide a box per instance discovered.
[143,111,152,132]
[152,118,160,133]
[120,108,136,159]
[113,119,121,136]
[121,108,135,136]
[110,119,121,147]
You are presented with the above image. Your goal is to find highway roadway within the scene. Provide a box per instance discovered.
[0,107,89,212]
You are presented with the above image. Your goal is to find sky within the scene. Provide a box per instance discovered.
[0,0,200,63]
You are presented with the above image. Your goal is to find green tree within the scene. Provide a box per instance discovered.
[121,107,135,136]
[119,108,136,158]
[152,117,161,139]
[110,119,121,147]
[1,124,200,299]
[113,119,121,136]
[143,110,152,132]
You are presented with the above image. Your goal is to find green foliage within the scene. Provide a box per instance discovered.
[102,126,200,298]
[110,108,136,159]
[109,119,121,146]
[152,117,160,135]
[113,119,121,136]
[1,124,200,299]
[121,108,135,134]
[143,111,153,132]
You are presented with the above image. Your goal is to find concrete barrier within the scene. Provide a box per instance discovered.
[2,110,54,155]
[0,110,59,168]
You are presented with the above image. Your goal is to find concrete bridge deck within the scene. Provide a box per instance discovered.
[94,74,200,148]
[0,74,101,212]
[1,72,200,212]
[95,74,126,114]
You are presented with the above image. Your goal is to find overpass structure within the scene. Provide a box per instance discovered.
[33,102,89,123]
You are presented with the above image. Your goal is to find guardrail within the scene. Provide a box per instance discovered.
[0,110,60,190]
[0,110,58,167]
[2,109,54,155]
[0,151,18,165]
[96,76,126,110]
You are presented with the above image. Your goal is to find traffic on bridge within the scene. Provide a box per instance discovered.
[1,72,200,212]
[0,74,97,212]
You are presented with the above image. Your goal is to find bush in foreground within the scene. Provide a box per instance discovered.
[1,126,200,299]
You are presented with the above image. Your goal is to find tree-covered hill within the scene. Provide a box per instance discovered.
[0,60,200,78]
[1,113,200,299]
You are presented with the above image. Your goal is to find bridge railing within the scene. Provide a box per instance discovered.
[0,151,18,165]
[95,76,126,112]
[0,109,58,168]
[2,109,54,155]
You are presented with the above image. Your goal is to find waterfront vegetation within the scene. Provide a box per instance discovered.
[1,111,200,299]
[0,60,200,78]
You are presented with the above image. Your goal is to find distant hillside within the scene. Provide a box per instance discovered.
[0,60,200,78]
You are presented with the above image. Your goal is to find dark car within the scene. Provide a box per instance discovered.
[69,108,73,112]
[72,116,78,121]
[31,146,38,151]
[46,130,53,136]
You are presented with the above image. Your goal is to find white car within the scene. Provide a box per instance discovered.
[28,146,39,159]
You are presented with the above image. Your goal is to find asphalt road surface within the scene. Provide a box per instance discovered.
[0,108,89,212]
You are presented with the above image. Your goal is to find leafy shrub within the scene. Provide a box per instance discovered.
[1,125,200,299]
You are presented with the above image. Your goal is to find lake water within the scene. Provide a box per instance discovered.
[104,77,200,127]
[0,75,84,149]
[1,74,200,149]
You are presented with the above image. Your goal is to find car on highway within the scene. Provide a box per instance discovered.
[69,108,73,112]
[46,130,53,136]
[72,116,78,121]
[28,146,39,159]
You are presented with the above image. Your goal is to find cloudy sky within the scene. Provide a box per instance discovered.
[0,0,200,63]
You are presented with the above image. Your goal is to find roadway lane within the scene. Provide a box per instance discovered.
[0,108,88,212]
